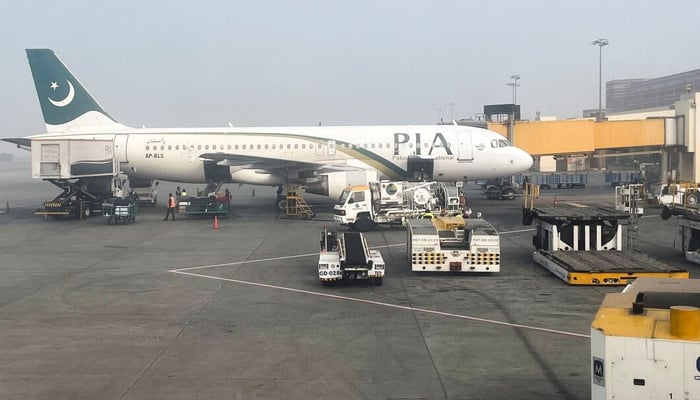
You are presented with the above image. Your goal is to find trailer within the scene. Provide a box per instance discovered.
[333,180,461,231]
[516,173,587,189]
[102,197,138,224]
[604,171,642,186]
[522,202,687,285]
[318,228,385,286]
[182,194,230,216]
[591,278,700,399]
[407,216,500,272]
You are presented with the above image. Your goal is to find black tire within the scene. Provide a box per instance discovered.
[687,193,698,205]
[660,205,672,220]
[82,205,91,219]
[354,216,374,232]
[502,189,515,200]
[373,277,383,286]
[522,209,534,226]
[276,196,286,211]
[321,280,331,287]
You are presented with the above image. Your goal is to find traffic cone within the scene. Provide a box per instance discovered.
[213,215,219,229]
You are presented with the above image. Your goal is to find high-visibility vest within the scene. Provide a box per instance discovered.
[169,196,176,208]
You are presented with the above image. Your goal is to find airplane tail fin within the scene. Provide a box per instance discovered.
[26,49,126,133]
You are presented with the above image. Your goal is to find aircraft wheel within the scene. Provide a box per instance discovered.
[276,196,286,211]
[373,277,383,286]
[660,206,672,220]
[82,206,91,219]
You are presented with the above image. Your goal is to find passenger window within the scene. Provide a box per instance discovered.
[146,145,150,151]
[160,145,164,150]
[257,144,261,149]
[197,145,202,150]
[295,144,299,149]
[220,145,224,150]
[168,145,172,150]
[235,144,239,150]
[227,145,231,150]
[265,144,269,149]
[302,144,306,149]
[205,145,209,150]
[242,145,246,150]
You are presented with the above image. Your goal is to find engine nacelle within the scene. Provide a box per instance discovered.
[305,170,380,200]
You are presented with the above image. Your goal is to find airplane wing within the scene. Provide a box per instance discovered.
[1,137,31,150]
[198,152,366,175]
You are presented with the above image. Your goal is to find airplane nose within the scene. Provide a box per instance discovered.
[511,149,533,173]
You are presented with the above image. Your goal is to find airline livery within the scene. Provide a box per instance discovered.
[3,49,532,201]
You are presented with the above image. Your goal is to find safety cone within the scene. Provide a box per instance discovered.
[213,215,219,229]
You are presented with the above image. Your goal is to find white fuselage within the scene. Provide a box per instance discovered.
[27,124,533,199]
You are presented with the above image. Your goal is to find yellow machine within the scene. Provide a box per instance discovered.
[591,278,700,399]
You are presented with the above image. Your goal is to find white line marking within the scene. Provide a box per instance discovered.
[499,228,535,234]
[170,269,590,339]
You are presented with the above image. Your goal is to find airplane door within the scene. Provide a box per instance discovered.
[457,131,473,161]
[315,141,324,156]
[114,134,129,171]
[327,140,336,156]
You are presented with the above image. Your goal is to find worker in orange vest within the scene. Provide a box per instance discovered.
[164,192,176,221]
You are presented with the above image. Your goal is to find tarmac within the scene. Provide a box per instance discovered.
[0,159,694,400]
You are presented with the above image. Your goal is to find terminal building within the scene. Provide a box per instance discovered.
[606,69,700,113]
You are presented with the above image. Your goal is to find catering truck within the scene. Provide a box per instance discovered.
[333,180,461,231]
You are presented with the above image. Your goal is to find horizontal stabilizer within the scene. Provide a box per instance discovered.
[1,137,31,150]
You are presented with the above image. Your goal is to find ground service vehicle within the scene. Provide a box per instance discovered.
[334,180,460,231]
[102,197,138,224]
[407,216,500,272]
[318,228,385,286]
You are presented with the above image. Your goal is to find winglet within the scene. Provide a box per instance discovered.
[26,49,125,132]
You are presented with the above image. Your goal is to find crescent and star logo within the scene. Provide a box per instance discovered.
[48,80,75,107]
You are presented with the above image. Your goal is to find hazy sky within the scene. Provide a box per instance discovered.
[1,0,699,144]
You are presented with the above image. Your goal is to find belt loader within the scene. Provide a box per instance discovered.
[318,227,385,286]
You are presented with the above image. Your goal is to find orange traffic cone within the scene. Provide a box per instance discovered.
[213,215,219,229]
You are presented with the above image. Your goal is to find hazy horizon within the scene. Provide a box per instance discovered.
[2,0,699,156]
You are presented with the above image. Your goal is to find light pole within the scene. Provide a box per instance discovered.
[507,74,521,105]
[592,38,609,120]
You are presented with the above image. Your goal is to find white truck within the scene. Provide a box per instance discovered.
[407,216,500,273]
[318,228,385,286]
[333,180,461,231]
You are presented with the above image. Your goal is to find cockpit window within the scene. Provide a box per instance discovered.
[491,139,499,148]
[498,139,509,147]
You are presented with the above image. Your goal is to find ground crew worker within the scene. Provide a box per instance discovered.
[164,193,176,221]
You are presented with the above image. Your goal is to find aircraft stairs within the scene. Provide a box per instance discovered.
[284,185,315,219]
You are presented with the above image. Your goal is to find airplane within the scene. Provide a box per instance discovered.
[3,49,533,208]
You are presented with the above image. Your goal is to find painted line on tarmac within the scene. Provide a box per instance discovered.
[500,228,535,234]
[169,268,590,339]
